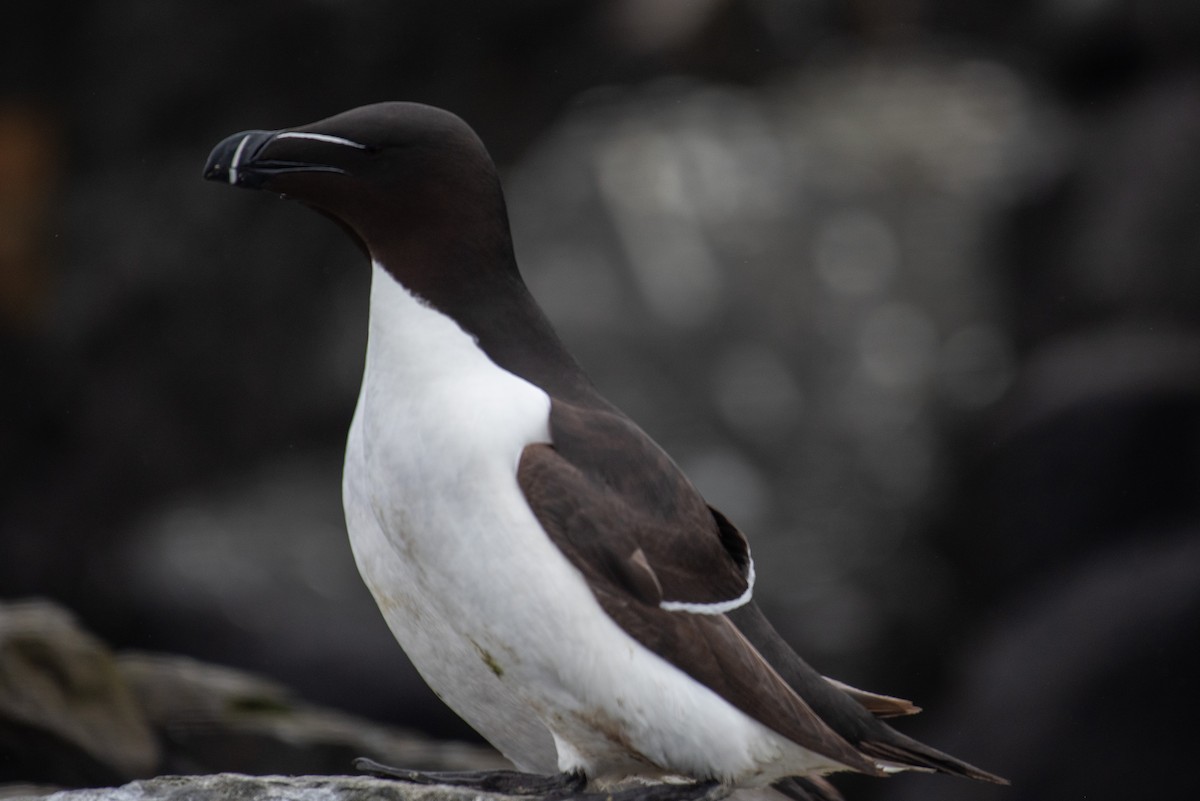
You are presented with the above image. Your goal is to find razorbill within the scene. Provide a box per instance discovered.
[203,102,1006,801]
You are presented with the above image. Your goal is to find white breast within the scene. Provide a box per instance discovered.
[342,262,851,785]
[343,261,560,771]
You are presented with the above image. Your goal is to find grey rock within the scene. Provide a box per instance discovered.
[0,601,159,784]
[115,652,507,776]
[0,599,504,788]
[17,773,511,801]
[0,788,61,801]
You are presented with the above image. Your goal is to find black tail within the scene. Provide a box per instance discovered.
[728,601,1008,785]
[858,733,1009,784]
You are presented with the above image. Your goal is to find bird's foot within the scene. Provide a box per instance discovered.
[353,757,587,795]
[354,759,727,801]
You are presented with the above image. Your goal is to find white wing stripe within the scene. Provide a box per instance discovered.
[659,556,755,615]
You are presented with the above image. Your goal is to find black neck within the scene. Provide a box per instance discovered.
[373,234,606,409]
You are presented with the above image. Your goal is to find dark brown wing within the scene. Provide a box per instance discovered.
[516,410,882,776]
[518,399,1006,785]
[531,399,754,610]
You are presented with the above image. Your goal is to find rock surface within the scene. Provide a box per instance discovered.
[0,602,158,785]
[12,773,512,801]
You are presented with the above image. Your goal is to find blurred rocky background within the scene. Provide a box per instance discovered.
[2,0,1198,799]
[0,599,503,794]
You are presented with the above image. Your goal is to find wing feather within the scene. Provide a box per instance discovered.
[517,430,881,777]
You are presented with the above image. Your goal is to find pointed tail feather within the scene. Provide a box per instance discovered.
[822,677,922,719]
[726,602,1006,785]
[857,735,1009,785]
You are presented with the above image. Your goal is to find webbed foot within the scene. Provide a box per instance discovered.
[353,758,587,796]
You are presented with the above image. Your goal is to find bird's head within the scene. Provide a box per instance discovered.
[203,102,511,264]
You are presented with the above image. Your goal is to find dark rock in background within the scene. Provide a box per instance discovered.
[0,600,503,791]
[0,602,157,786]
[881,530,1200,801]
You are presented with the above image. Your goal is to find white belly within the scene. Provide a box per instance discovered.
[343,397,559,772]
[341,263,846,785]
